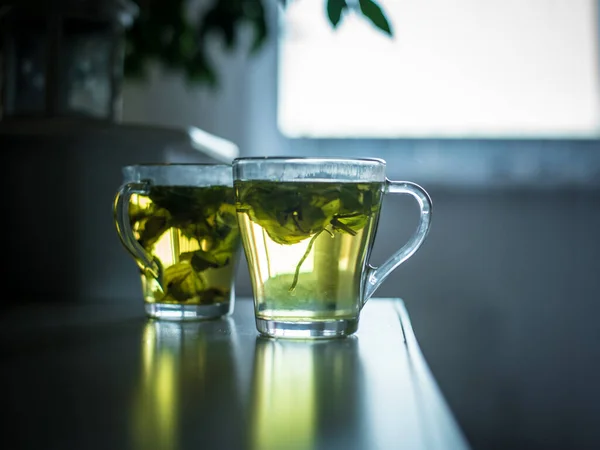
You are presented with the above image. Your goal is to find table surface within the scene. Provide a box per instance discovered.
[0,298,470,450]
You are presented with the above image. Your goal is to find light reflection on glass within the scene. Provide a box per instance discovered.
[131,319,241,450]
[250,337,365,450]
[129,193,177,267]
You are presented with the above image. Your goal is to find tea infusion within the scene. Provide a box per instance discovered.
[129,186,239,306]
[236,181,383,321]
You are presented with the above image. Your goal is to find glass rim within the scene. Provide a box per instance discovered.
[232,156,387,183]
[122,163,233,187]
[233,157,386,166]
[123,163,231,169]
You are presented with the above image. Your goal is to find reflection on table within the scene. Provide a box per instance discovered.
[249,336,368,450]
[130,319,243,450]
[0,299,470,449]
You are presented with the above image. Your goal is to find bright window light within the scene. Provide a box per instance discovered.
[278,0,600,138]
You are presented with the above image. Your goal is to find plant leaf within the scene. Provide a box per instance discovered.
[327,0,348,28]
[244,0,268,54]
[137,211,170,249]
[236,181,383,291]
[190,250,230,272]
[358,0,392,36]
[130,185,239,304]
[163,261,205,301]
[199,287,228,304]
[289,230,323,291]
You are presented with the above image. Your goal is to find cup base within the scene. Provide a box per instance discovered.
[255,317,358,339]
[145,302,231,321]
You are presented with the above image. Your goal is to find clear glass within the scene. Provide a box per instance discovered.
[114,164,240,320]
[233,157,432,338]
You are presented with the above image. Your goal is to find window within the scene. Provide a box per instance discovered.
[278,0,600,138]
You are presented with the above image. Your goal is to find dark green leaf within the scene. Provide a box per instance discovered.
[149,185,229,226]
[330,217,357,236]
[289,230,322,291]
[125,0,391,87]
[244,0,268,53]
[250,16,267,53]
[130,184,239,304]
[137,212,170,249]
[199,287,228,304]
[190,250,229,272]
[327,0,348,28]
[358,0,392,36]
[163,261,205,301]
[236,180,382,290]
[216,203,238,228]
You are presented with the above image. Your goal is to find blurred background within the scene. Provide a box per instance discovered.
[1,0,599,449]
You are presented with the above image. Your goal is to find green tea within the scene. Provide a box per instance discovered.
[129,186,239,306]
[235,181,383,322]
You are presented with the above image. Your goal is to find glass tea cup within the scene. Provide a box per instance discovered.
[114,164,240,320]
[233,157,432,338]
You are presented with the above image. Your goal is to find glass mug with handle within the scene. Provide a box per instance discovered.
[233,157,432,338]
[114,164,241,320]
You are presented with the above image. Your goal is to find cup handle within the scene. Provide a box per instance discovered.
[363,180,432,304]
[113,181,162,281]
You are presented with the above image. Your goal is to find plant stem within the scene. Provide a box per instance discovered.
[331,217,357,236]
[289,230,323,292]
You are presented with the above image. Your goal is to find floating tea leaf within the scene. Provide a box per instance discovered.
[235,181,382,290]
[129,186,239,304]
